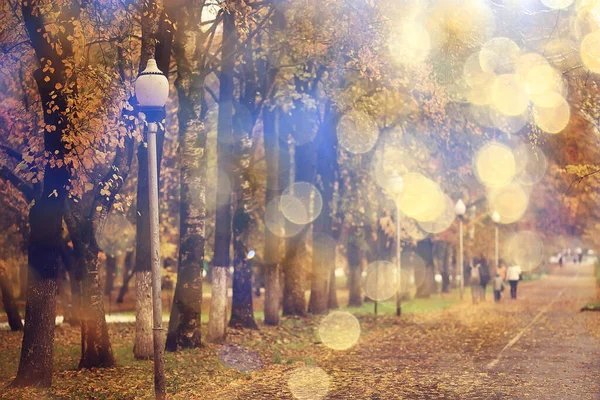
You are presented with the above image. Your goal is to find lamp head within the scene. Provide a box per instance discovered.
[454,199,466,216]
[134,59,169,114]
[388,172,404,195]
[491,211,501,223]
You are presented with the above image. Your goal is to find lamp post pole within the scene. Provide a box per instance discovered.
[492,211,501,273]
[395,200,402,317]
[135,58,168,400]
[455,199,466,300]
[387,172,404,317]
[147,119,166,399]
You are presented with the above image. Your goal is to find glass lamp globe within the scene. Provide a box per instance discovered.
[388,172,404,195]
[454,199,466,216]
[491,211,501,223]
[134,59,169,109]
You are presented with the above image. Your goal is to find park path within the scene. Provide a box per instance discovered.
[208,262,600,399]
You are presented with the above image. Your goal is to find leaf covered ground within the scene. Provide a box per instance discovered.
[1,264,599,399]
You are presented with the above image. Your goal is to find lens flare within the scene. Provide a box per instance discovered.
[337,110,379,154]
[318,311,361,351]
[474,142,516,188]
[541,0,574,9]
[506,231,544,271]
[479,37,521,74]
[398,173,444,221]
[288,366,331,400]
[487,182,529,224]
[581,31,600,73]
[281,182,323,225]
[362,261,400,301]
[533,95,570,134]
[491,74,529,116]
[265,196,305,238]
[388,21,432,65]
[514,144,548,185]
[418,194,456,234]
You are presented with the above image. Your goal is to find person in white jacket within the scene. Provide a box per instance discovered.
[506,264,522,299]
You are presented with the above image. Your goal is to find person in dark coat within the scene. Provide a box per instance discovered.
[478,254,491,302]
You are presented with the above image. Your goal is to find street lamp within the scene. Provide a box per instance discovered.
[388,172,404,317]
[454,199,466,300]
[491,211,501,272]
[135,58,168,400]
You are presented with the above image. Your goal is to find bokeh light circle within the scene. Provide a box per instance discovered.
[318,311,361,351]
[533,95,570,134]
[337,110,379,154]
[417,194,456,234]
[479,37,521,74]
[288,366,331,400]
[491,74,529,116]
[514,144,548,185]
[362,261,400,301]
[487,182,529,224]
[581,31,600,73]
[489,108,529,134]
[398,173,444,221]
[506,231,544,272]
[541,0,574,10]
[265,196,305,238]
[281,182,323,225]
[388,21,432,66]
[400,251,427,291]
[474,142,516,188]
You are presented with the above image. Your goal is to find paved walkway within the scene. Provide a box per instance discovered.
[208,263,600,399]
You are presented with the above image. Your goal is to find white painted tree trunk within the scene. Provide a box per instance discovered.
[134,270,153,359]
[207,267,228,343]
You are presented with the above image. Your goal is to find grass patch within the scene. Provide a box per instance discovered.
[581,301,600,311]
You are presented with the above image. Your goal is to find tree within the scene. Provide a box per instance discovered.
[165,0,217,351]
[207,7,236,344]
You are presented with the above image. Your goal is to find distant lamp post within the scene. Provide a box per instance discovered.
[491,211,501,272]
[455,199,466,299]
[135,58,168,400]
[388,172,404,317]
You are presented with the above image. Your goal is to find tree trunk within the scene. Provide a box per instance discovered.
[207,9,236,343]
[309,103,338,314]
[59,241,80,326]
[441,242,451,293]
[78,242,115,368]
[0,268,23,331]
[104,255,117,296]
[415,238,436,298]
[117,251,134,303]
[18,263,27,300]
[12,0,75,382]
[165,0,207,350]
[347,230,364,307]
[263,107,281,326]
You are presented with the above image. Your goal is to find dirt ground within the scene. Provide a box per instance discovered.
[1,262,598,399]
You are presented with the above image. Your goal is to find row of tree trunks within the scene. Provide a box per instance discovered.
[165,0,208,352]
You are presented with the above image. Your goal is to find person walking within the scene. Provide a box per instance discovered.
[576,247,583,264]
[478,255,490,302]
[470,259,481,304]
[506,263,522,299]
[497,259,507,281]
[493,272,504,302]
